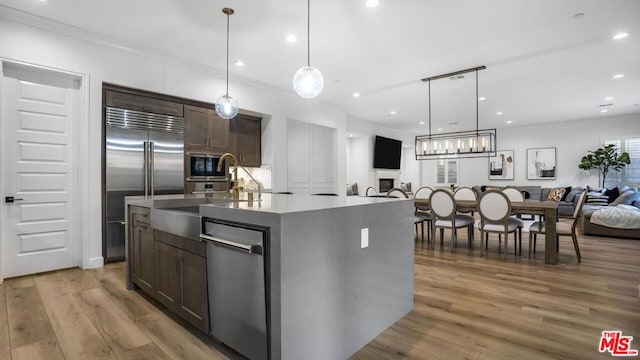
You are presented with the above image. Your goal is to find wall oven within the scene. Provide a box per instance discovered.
[186,152,227,181]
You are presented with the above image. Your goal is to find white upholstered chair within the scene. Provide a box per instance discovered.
[501,188,525,255]
[454,187,477,216]
[428,189,475,251]
[477,190,519,259]
[529,191,587,262]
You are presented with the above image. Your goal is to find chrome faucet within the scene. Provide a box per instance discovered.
[217,153,241,200]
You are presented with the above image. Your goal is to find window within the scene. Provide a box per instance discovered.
[436,159,458,184]
[603,137,640,188]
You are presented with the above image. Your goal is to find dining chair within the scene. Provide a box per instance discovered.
[501,188,525,254]
[413,187,433,243]
[365,187,378,196]
[454,187,477,216]
[387,188,429,243]
[477,190,519,259]
[528,191,587,262]
[428,189,475,251]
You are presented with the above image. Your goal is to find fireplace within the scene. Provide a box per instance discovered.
[379,178,394,193]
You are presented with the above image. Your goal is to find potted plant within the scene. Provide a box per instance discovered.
[578,144,631,187]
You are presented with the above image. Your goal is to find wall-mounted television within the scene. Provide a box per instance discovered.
[373,135,402,169]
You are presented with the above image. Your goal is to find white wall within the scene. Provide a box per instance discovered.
[0,15,350,268]
[450,114,640,188]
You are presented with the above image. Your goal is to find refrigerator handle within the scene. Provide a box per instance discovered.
[149,141,155,196]
[149,141,156,197]
[143,141,149,197]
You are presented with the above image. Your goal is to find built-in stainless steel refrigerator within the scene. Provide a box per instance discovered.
[105,107,184,262]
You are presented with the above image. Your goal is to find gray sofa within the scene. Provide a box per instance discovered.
[581,188,640,240]
[473,185,584,217]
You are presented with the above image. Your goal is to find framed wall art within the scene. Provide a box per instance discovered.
[527,147,556,180]
[488,150,514,180]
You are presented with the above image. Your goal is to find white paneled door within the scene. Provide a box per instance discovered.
[1,64,80,278]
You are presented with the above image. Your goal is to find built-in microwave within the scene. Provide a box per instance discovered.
[186,152,227,181]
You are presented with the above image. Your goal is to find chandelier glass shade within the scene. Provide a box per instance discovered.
[215,8,239,120]
[293,0,323,98]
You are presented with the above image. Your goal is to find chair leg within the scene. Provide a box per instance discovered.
[440,228,444,246]
[528,232,533,258]
[571,234,582,263]
[518,228,523,255]
[556,235,560,252]
[503,232,508,258]
[421,222,425,243]
[430,226,436,250]
[451,229,457,253]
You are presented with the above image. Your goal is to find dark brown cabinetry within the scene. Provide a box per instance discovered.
[230,115,262,167]
[154,230,208,332]
[184,105,230,153]
[130,207,154,295]
[106,90,184,117]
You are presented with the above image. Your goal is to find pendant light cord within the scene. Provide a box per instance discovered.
[475,69,479,132]
[225,12,230,96]
[428,80,432,137]
[307,0,311,67]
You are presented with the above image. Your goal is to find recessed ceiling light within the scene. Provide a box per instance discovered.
[496,111,503,115]
[233,60,244,67]
[437,128,443,131]
[286,34,297,43]
[506,120,512,124]
[366,0,380,8]
[352,92,360,98]
[605,96,614,101]
[389,111,396,116]
[478,97,487,101]
[613,32,629,40]
[349,134,353,138]
[419,121,425,125]
[601,109,608,113]
[613,74,624,79]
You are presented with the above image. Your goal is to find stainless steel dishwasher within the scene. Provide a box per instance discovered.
[200,218,270,360]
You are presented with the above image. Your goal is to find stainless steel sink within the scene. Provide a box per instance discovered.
[151,207,201,241]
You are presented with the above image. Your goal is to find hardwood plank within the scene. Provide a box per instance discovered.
[34,272,115,360]
[136,311,227,360]
[11,338,64,360]
[115,342,172,360]
[59,267,100,293]
[0,284,10,360]
[4,281,58,349]
[76,287,151,353]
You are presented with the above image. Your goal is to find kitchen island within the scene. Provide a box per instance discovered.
[125,193,414,360]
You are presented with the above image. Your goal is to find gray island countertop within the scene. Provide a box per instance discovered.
[125,193,415,360]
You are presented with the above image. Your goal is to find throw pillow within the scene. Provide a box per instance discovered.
[352,183,359,196]
[586,194,609,205]
[587,185,605,194]
[604,187,620,203]
[547,187,566,201]
[400,183,408,192]
[405,182,412,193]
[559,186,572,201]
[610,190,640,206]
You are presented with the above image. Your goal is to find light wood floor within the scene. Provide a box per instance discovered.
[1,232,639,360]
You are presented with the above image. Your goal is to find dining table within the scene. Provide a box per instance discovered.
[414,198,560,264]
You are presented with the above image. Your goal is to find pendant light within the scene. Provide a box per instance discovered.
[292,0,324,98]
[215,7,239,120]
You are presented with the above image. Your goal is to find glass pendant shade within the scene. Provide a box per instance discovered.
[215,94,239,120]
[293,65,324,99]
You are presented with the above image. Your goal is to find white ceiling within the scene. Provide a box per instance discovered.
[2,0,639,134]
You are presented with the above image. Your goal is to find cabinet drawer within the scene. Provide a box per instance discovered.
[154,229,206,257]
[133,213,150,225]
[106,90,184,117]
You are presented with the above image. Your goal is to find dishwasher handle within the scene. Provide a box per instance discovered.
[199,234,263,255]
